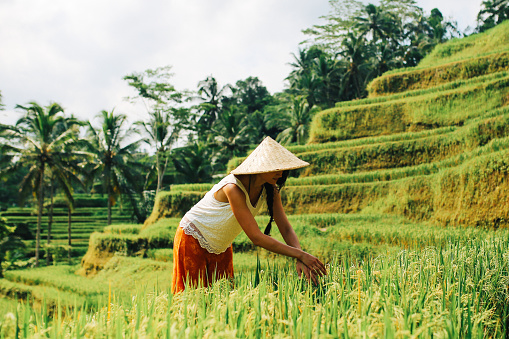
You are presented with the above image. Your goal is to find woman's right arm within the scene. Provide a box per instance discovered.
[223,184,326,283]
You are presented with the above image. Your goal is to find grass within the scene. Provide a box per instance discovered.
[368,52,509,96]
[309,74,509,143]
[1,213,508,338]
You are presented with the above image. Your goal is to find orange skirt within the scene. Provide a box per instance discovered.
[172,226,234,294]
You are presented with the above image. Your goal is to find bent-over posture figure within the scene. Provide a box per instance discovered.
[172,136,327,293]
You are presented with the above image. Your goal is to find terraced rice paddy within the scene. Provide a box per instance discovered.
[0,203,134,259]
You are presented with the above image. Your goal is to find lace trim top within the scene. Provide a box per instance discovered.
[180,174,265,254]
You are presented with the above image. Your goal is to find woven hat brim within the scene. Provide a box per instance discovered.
[230,136,310,175]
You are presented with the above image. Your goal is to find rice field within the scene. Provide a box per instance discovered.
[0,214,508,338]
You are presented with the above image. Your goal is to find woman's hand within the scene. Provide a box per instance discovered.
[297,253,327,284]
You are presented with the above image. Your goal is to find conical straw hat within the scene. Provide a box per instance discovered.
[230,136,309,175]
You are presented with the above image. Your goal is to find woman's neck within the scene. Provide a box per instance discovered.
[236,174,264,191]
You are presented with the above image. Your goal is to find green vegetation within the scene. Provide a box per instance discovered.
[1,215,508,337]
[3,2,509,338]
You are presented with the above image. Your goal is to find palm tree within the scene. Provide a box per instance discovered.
[338,32,372,100]
[196,76,231,130]
[210,106,251,166]
[354,4,398,43]
[0,102,82,266]
[85,109,146,225]
[267,95,320,145]
[172,141,214,183]
[136,109,181,196]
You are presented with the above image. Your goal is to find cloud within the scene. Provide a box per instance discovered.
[0,0,482,126]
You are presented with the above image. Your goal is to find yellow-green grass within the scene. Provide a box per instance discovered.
[169,183,213,193]
[419,20,509,68]
[142,191,204,227]
[368,51,509,96]
[0,256,174,315]
[287,135,509,186]
[282,147,509,226]
[79,218,180,276]
[309,75,509,143]
[300,114,509,176]
[339,70,509,109]
[0,298,17,319]
[1,221,508,338]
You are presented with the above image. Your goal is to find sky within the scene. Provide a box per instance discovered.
[0,0,482,126]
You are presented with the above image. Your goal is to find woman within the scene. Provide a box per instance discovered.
[172,136,327,293]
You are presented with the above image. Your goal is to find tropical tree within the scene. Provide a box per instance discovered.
[210,106,252,168]
[300,0,462,101]
[354,3,398,43]
[338,32,372,100]
[231,77,273,115]
[172,141,214,183]
[123,66,182,108]
[286,46,343,108]
[136,109,182,195]
[85,109,146,225]
[477,0,509,32]
[266,95,321,145]
[0,102,82,266]
[124,66,187,195]
[196,76,231,131]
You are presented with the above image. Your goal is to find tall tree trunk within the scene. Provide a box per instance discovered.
[68,205,72,264]
[35,165,45,267]
[46,183,54,266]
[156,151,161,197]
[107,191,112,225]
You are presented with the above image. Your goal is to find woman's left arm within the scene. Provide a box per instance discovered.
[272,188,301,249]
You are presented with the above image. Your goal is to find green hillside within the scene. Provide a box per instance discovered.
[143,21,509,230]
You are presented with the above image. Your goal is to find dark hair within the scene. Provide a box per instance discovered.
[263,170,289,235]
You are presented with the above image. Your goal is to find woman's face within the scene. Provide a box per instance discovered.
[259,170,283,185]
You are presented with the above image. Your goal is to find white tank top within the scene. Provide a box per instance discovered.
[181,174,266,254]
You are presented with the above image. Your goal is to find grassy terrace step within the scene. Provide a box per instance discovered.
[186,136,509,190]
[300,111,509,175]
[336,71,509,109]
[29,223,108,229]
[6,216,133,223]
[0,277,92,309]
[367,52,509,96]
[35,233,95,239]
[309,75,509,143]
[287,136,509,186]
[0,264,112,310]
[29,226,105,232]
[418,20,509,68]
